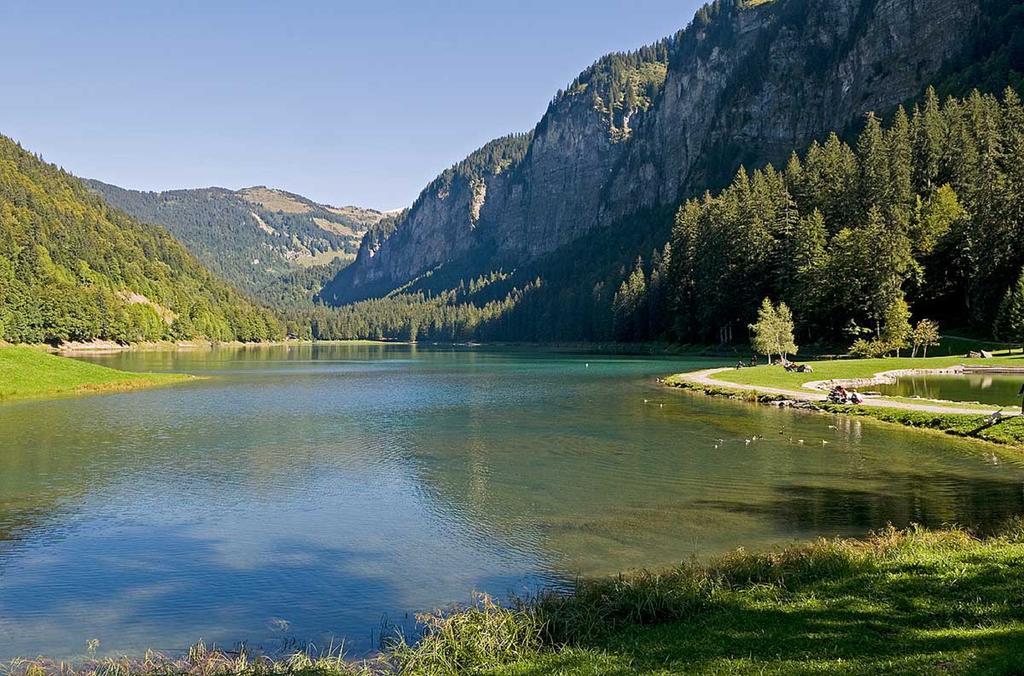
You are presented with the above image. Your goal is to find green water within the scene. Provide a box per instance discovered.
[1,344,1023,660]
[877,373,1024,407]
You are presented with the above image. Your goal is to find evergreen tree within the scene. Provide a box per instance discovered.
[911,87,944,192]
[858,113,891,215]
[612,258,647,340]
[995,267,1024,349]
[887,106,915,218]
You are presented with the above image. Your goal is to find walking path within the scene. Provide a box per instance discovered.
[678,367,1019,416]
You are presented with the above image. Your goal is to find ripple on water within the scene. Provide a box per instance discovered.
[0,345,1023,659]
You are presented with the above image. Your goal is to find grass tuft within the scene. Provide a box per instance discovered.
[389,593,545,674]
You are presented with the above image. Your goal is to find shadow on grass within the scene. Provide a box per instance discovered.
[529,545,1024,674]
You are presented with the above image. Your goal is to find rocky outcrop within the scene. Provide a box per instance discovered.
[326,0,980,304]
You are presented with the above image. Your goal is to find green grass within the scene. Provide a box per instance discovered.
[822,405,1024,447]
[411,526,1024,675]
[932,334,1020,356]
[0,345,190,401]
[712,354,1024,392]
[876,395,1016,413]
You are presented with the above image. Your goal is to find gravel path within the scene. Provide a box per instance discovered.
[679,368,1018,416]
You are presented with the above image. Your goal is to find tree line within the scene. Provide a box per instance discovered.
[313,86,1024,349]
[6,85,1024,350]
[0,136,282,345]
[609,87,1024,350]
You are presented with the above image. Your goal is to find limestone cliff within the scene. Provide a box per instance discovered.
[323,0,979,305]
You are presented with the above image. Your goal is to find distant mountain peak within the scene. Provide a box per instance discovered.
[86,180,385,306]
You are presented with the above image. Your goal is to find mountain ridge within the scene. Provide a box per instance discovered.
[322,0,989,309]
[86,180,385,306]
[0,136,282,344]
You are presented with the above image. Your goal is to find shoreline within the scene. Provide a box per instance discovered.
[49,339,730,356]
[0,345,195,403]
[663,363,1024,449]
[49,338,404,354]
[8,525,1024,674]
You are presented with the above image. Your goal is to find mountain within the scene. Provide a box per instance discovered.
[319,0,1024,342]
[0,136,282,344]
[85,180,386,306]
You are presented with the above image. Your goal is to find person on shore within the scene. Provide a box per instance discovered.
[828,385,849,403]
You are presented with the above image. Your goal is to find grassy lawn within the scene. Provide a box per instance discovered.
[711,354,1024,391]
[388,526,1024,675]
[0,345,190,401]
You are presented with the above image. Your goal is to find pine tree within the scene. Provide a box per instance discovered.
[788,210,828,334]
[995,267,1024,349]
[612,258,647,340]
[911,87,945,192]
[858,112,891,216]
[887,106,915,218]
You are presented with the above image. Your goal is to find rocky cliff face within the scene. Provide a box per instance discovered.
[325,0,979,304]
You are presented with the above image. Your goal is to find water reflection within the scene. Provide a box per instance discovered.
[1,345,1023,659]
[695,471,1024,534]
[877,373,1024,407]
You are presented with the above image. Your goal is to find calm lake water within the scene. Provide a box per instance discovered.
[2,344,1024,660]
[877,372,1024,407]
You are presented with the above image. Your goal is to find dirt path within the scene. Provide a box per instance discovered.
[679,368,1018,416]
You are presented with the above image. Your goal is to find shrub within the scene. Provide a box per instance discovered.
[849,337,890,358]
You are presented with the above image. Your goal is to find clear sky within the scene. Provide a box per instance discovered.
[1,1,702,210]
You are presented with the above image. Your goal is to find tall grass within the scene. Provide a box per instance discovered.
[2,642,379,676]
[387,594,545,673]
[388,524,995,673]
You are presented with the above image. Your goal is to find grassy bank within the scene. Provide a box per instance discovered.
[712,354,1024,391]
[0,345,190,402]
[820,404,1024,447]
[16,526,1023,675]
[666,354,1024,447]
[402,526,1024,675]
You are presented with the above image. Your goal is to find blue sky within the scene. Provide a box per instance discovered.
[1,1,701,209]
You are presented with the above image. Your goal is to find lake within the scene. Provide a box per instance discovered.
[2,344,1024,660]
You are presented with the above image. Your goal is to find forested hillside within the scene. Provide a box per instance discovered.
[0,136,282,344]
[638,87,1024,347]
[86,181,384,306]
[306,0,1024,345]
